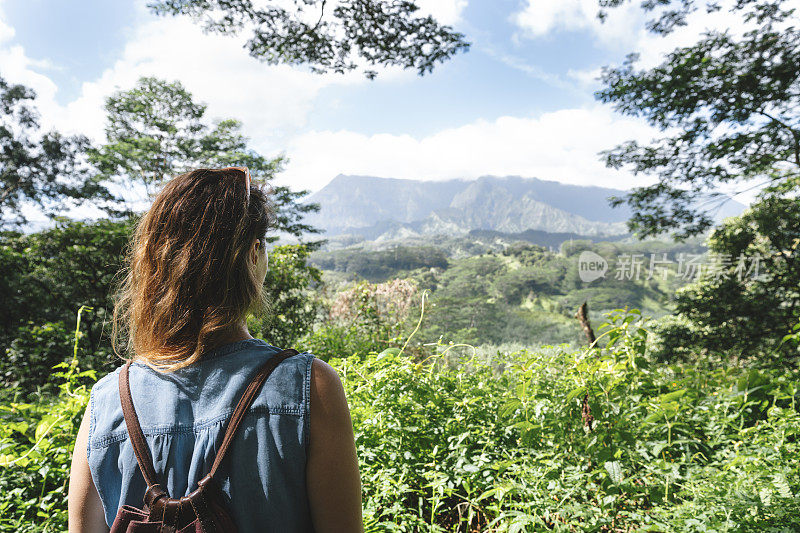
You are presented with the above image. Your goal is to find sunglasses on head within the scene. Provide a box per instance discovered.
[218,167,264,250]
[218,166,251,205]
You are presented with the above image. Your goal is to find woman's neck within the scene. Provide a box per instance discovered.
[214,323,254,345]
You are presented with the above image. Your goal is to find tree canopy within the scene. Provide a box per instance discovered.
[594,0,800,357]
[0,76,112,229]
[90,76,323,243]
[148,0,471,79]
[595,0,800,239]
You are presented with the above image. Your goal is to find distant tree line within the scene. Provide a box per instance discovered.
[310,245,449,281]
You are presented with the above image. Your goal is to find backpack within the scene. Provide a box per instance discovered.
[109,347,300,533]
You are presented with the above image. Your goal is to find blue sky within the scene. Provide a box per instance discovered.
[0,0,759,223]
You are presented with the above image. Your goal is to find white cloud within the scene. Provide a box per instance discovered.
[484,47,577,91]
[278,104,659,192]
[512,0,630,42]
[0,13,13,42]
[417,0,469,25]
[0,13,62,118]
[512,0,645,48]
[58,19,355,143]
[512,0,799,69]
[566,66,602,89]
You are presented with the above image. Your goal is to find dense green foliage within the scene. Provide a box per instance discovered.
[0,307,95,530]
[666,196,800,360]
[0,219,131,396]
[2,308,799,531]
[251,244,325,348]
[0,365,91,531]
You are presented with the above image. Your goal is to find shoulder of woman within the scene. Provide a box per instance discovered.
[308,358,351,430]
[310,358,343,396]
[311,357,344,410]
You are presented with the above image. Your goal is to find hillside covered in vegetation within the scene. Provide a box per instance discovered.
[310,235,707,347]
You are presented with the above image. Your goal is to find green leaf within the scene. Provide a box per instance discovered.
[659,389,686,403]
[377,348,400,359]
[643,410,664,424]
[566,386,586,402]
[604,460,624,484]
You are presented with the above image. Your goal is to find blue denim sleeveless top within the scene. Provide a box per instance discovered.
[86,338,316,532]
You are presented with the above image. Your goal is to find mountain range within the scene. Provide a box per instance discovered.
[302,174,746,244]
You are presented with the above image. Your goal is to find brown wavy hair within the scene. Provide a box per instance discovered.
[111,168,276,371]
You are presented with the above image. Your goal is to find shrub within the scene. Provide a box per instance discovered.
[646,313,706,362]
[300,279,418,360]
[0,322,75,400]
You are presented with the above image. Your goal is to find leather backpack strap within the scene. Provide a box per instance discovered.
[207,348,299,478]
[119,361,160,489]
